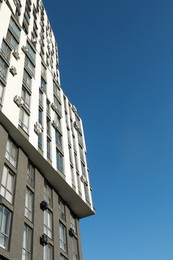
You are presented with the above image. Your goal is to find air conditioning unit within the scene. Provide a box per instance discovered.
[10,66,17,76]
[72,105,77,113]
[40,200,48,211]
[51,103,57,111]
[13,95,24,107]
[22,46,29,53]
[81,175,87,183]
[34,122,43,134]
[13,50,20,60]
[40,234,48,246]
[74,121,79,131]
[69,228,75,237]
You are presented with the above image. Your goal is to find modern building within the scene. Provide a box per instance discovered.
[0,0,95,259]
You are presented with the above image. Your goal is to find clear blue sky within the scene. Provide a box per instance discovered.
[43,0,173,259]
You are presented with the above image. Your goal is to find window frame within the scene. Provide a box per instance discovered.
[0,205,11,250]
[0,165,15,204]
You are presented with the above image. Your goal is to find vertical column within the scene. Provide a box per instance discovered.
[10,148,28,260]
[33,169,44,259]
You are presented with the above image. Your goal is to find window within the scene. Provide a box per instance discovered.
[6,31,18,50]
[54,96,61,115]
[9,18,20,40]
[79,147,84,162]
[59,199,66,221]
[70,214,77,234]
[77,131,83,147]
[44,210,52,239]
[26,42,35,64]
[0,205,11,250]
[47,138,51,160]
[53,82,60,99]
[41,77,46,92]
[22,224,32,260]
[84,183,89,203]
[21,87,30,109]
[46,100,50,116]
[47,118,51,136]
[44,182,52,207]
[81,163,86,177]
[27,161,34,187]
[1,41,11,61]
[77,173,81,194]
[43,244,53,260]
[55,129,62,149]
[39,108,43,125]
[25,56,35,77]
[60,255,67,260]
[19,108,29,133]
[25,188,33,222]
[0,165,14,204]
[23,70,32,89]
[0,82,4,103]
[38,133,42,150]
[41,63,46,78]
[71,166,75,187]
[39,89,43,106]
[0,57,8,82]
[72,237,79,260]
[59,222,67,252]
[54,114,61,129]
[5,138,18,168]
[56,150,63,173]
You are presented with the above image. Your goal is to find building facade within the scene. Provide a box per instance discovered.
[0,0,95,259]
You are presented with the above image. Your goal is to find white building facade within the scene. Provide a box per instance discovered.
[0,0,95,259]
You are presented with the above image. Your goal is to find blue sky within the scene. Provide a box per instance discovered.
[43,0,173,259]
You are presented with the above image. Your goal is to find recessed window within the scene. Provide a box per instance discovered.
[25,56,35,77]
[43,244,53,260]
[44,209,52,239]
[23,70,32,90]
[56,149,63,173]
[9,18,20,40]
[53,82,60,99]
[84,183,90,203]
[22,224,32,260]
[72,237,79,260]
[27,161,35,187]
[54,96,61,115]
[26,42,35,64]
[1,40,11,61]
[0,57,8,82]
[25,187,33,222]
[6,31,18,50]
[19,108,29,133]
[0,82,5,103]
[0,165,15,204]
[38,108,43,125]
[44,182,52,207]
[59,222,67,252]
[47,138,51,160]
[5,138,18,168]
[55,129,62,149]
[38,133,42,150]
[0,205,11,250]
[21,87,30,109]
[70,214,77,234]
[60,254,67,260]
[59,199,66,221]
[41,77,46,93]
